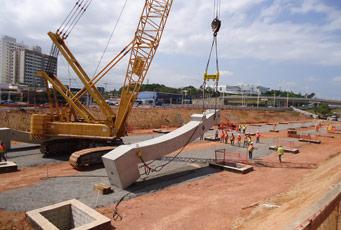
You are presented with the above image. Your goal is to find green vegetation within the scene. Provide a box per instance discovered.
[263,90,315,98]
[314,103,332,116]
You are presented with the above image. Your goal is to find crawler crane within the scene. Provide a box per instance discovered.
[30,0,221,169]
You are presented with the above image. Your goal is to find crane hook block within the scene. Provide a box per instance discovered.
[211,18,221,36]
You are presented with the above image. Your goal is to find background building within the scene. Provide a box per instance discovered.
[217,84,270,95]
[0,35,25,84]
[14,46,57,87]
[1,35,57,87]
[137,91,186,105]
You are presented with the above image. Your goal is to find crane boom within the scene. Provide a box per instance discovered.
[30,0,175,160]
[114,0,174,136]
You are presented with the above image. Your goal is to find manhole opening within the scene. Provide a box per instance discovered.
[40,203,95,230]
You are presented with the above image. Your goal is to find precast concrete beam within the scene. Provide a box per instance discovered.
[102,109,220,189]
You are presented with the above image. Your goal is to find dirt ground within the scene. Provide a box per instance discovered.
[0,109,339,229]
[0,162,78,193]
[0,107,307,131]
[92,132,341,230]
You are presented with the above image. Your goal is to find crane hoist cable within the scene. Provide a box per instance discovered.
[202,0,221,112]
[57,0,93,39]
[45,0,92,75]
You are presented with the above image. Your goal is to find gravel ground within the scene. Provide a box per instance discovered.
[0,121,317,211]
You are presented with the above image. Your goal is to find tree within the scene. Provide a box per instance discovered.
[314,103,331,116]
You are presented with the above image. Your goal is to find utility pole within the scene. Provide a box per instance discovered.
[273,91,276,107]
[257,89,260,108]
[287,91,289,108]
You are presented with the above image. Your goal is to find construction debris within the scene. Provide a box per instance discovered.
[94,183,113,195]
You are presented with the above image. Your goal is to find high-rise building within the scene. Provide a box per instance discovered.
[0,35,25,84]
[14,46,57,87]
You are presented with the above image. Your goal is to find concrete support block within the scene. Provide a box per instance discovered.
[103,110,220,189]
[26,199,111,230]
[0,161,18,173]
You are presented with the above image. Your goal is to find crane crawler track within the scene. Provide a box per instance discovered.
[69,146,116,169]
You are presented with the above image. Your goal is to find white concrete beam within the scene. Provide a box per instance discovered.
[103,109,220,189]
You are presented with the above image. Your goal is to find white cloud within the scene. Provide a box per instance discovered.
[333,76,341,83]
[0,0,340,97]
[220,70,234,76]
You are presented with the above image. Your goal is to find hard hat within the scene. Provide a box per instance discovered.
[250,142,253,144]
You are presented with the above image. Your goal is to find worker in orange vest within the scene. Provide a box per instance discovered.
[224,131,229,144]
[237,134,242,147]
[220,130,225,143]
[0,141,7,162]
[230,133,235,145]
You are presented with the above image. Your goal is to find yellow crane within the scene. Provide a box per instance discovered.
[30,0,221,168]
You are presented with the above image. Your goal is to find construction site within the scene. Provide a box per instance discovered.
[1,0,341,229]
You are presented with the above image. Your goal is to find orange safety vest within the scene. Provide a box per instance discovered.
[0,145,5,153]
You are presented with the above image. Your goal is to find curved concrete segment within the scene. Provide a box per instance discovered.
[102,109,220,189]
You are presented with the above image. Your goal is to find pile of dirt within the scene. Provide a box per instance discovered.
[0,107,308,131]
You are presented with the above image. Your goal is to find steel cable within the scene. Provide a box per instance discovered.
[93,0,129,77]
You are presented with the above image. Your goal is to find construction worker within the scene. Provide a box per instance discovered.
[212,129,219,141]
[235,126,239,132]
[243,134,248,148]
[237,133,241,147]
[247,134,252,146]
[277,145,284,163]
[219,130,224,143]
[242,125,246,134]
[256,131,260,143]
[273,123,277,131]
[315,123,320,132]
[248,142,254,160]
[0,141,7,162]
[230,133,235,145]
[224,131,229,144]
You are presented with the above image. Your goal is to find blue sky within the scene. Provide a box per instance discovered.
[1,0,341,98]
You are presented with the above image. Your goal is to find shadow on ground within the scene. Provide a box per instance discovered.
[127,165,220,195]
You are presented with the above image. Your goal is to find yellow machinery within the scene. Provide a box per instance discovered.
[31,0,221,168]
[30,0,174,166]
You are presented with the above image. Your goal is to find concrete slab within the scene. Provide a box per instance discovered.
[204,136,219,142]
[26,199,111,230]
[0,161,18,173]
[209,162,253,174]
[299,139,321,144]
